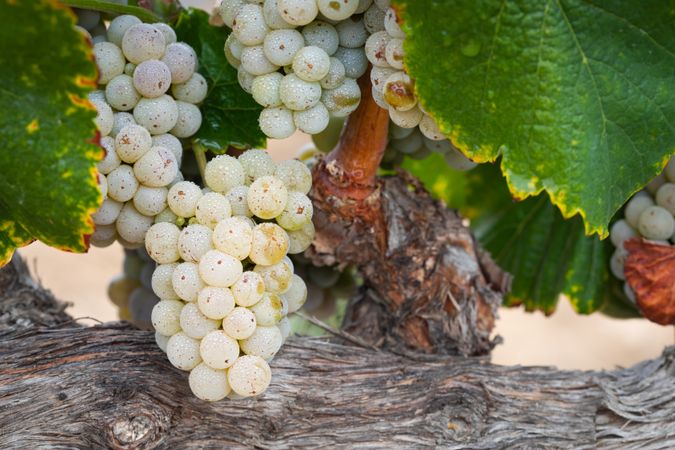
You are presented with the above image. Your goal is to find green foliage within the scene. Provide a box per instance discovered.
[174,8,265,153]
[403,157,639,316]
[63,0,163,22]
[395,0,675,236]
[0,0,101,265]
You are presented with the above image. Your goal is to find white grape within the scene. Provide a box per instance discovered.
[287,220,314,254]
[122,24,166,64]
[665,158,675,182]
[133,59,172,98]
[423,137,452,154]
[154,207,178,224]
[276,191,313,230]
[178,224,214,262]
[444,147,477,171]
[213,217,254,260]
[196,192,232,229]
[384,7,405,38]
[241,45,280,76]
[609,219,637,250]
[370,66,397,93]
[172,73,208,104]
[364,3,386,33]
[92,99,114,136]
[317,0,359,20]
[111,112,136,138]
[151,299,184,335]
[293,102,330,135]
[333,47,368,78]
[227,355,271,397]
[279,74,321,111]
[225,34,243,67]
[239,149,276,184]
[233,4,269,46]
[92,198,123,226]
[247,176,288,219]
[226,186,253,217]
[385,37,404,70]
[105,74,140,111]
[116,203,154,244]
[153,22,177,45]
[189,363,230,402]
[624,193,655,228]
[371,85,389,109]
[254,258,293,293]
[390,129,422,154]
[124,62,136,77]
[145,222,181,264]
[170,101,202,138]
[94,42,126,84]
[197,286,236,320]
[282,274,307,313]
[240,325,283,360]
[252,72,284,108]
[152,134,183,164]
[274,159,312,194]
[220,0,246,28]
[364,31,391,68]
[204,155,246,193]
[232,271,265,307]
[98,137,120,175]
[321,77,361,117]
[262,0,294,29]
[259,106,296,139]
[133,95,179,135]
[237,65,255,93]
[383,71,417,111]
[198,250,243,287]
[222,307,257,339]
[166,332,202,371]
[336,16,368,48]
[115,124,152,163]
[389,105,423,128]
[638,205,674,240]
[301,21,339,56]
[250,223,290,266]
[180,302,220,339]
[200,331,240,369]
[277,0,318,25]
[107,165,139,202]
[107,15,141,47]
[292,46,331,82]
[152,263,180,300]
[134,186,168,216]
[155,331,170,352]
[655,182,675,215]
[419,114,445,141]
[249,292,284,326]
[610,248,627,280]
[172,262,205,302]
[89,90,106,103]
[134,146,178,187]
[168,181,203,218]
[263,29,305,66]
[320,57,346,89]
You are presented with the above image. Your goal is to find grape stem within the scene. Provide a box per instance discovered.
[192,143,208,183]
[63,0,162,23]
[322,72,389,198]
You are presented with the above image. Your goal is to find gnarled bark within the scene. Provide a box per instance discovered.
[1,256,674,449]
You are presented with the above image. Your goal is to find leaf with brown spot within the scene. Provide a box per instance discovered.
[624,238,675,325]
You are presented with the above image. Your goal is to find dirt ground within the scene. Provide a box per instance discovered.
[17,0,672,372]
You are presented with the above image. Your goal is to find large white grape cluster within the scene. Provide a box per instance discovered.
[609,157,675,303]
[107,248,159,329]
[146,149,313,401]
[88,15,207,248]
[221,0,385,139]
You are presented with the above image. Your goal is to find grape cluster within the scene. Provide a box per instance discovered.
[220,0,387,139]
[87,15,207,248]
[107,248,159,329]
[146,149,314,401]
[609,157,675,304]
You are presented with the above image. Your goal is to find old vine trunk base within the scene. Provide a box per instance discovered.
[1,257,674,449]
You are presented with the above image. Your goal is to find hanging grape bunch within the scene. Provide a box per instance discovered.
[608,157,675,305]
[88,15,207,248]
[107,248,159,329]
[146,150,313,401]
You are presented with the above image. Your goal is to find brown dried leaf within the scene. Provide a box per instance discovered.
[624,238,675,325]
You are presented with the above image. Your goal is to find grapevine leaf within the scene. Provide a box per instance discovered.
[404,156,638,315]
[0,0,101,266]
[174,8,265,153]
[395,0,675,236]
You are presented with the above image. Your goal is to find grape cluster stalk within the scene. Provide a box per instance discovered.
[84,14,207,248]
[609,156,675,305]
[145,150,314,401]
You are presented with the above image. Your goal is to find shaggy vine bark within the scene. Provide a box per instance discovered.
[309,76,510,356]
[0,256,674,449]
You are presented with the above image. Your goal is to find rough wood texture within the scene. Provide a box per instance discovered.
[0,325,674,449]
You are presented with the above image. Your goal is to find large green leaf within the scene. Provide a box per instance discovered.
[0,0,101,265]
[174,8,265,152]
[395,0,675,236]
[404,156,638,315]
